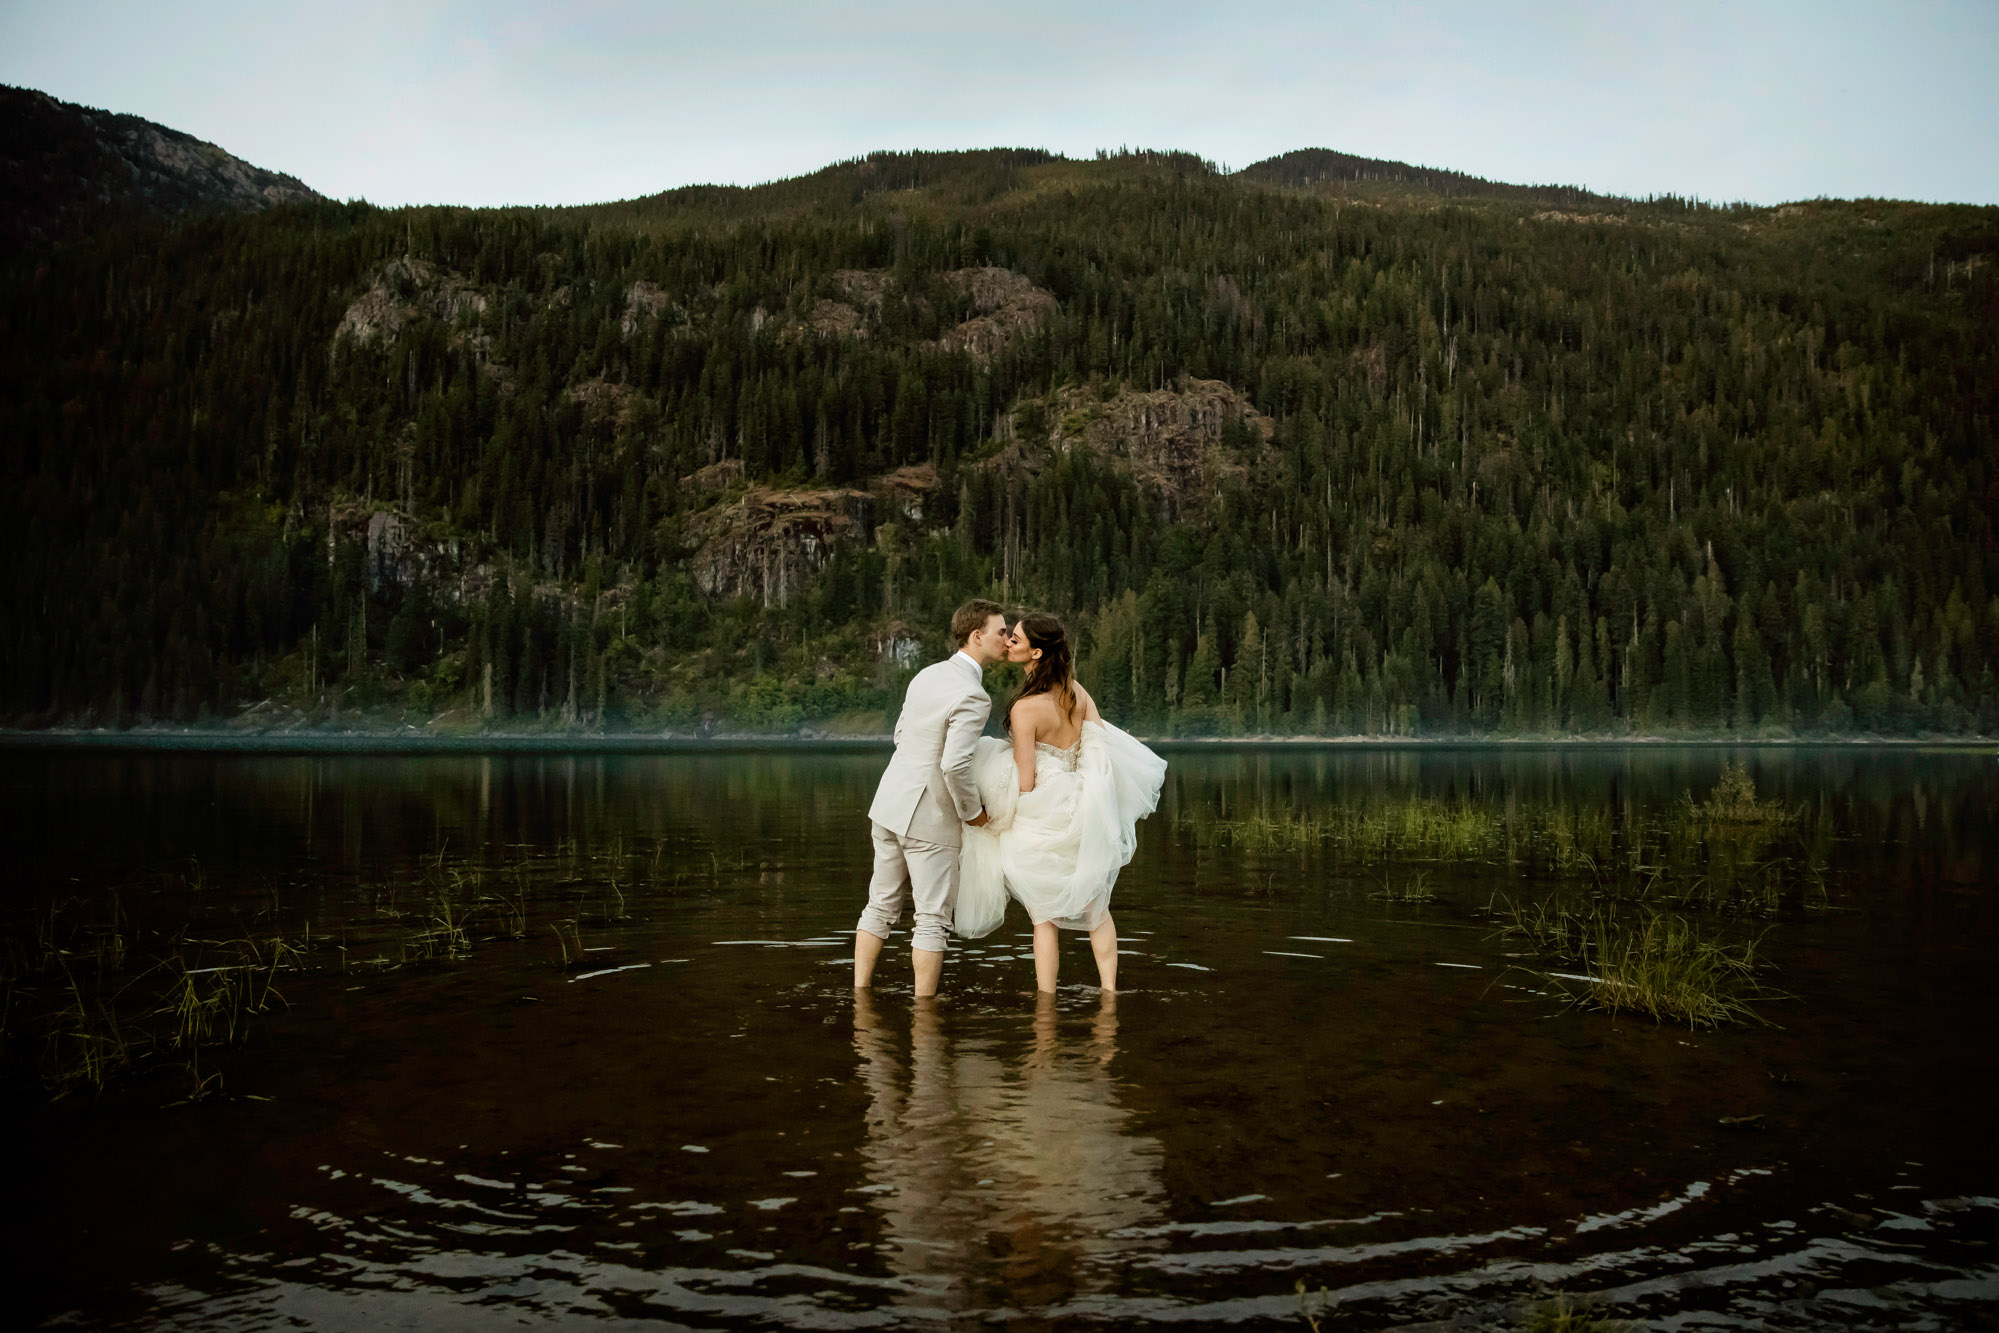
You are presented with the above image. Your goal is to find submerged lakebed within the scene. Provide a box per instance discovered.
[4,745,1996,1329]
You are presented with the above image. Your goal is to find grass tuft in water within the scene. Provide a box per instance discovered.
[1499,897,1771,1028]
[0,887,313,1100]
[1518,1292,1630,1332]
[1370,869,1437,904]
[1682,761,1795,827]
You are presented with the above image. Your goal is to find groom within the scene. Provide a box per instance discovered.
[853,598,1011,997]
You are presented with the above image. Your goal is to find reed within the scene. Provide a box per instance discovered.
[1180,797,1502,863]
[596,837,629,923]
[1371,869,1437,904]
[1497,897,1770,1028]
[1,890,314,1100]
[486,865,530,939]
[1179,771,1834,931]
[549,919,586,968]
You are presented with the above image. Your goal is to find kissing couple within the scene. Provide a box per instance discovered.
[852,598,1168,998]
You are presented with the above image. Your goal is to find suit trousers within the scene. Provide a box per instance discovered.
[857,821,958,953]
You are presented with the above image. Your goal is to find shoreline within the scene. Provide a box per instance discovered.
[0,729,1990,755]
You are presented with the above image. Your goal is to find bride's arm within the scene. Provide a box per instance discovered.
[1011,701,1038,793]
[1074,681,1103,724]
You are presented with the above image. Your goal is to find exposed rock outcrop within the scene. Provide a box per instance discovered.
[325,501,464,600]
[799,266,1054,356]
[873,463,942,524]
[984,379,1274,513]
[620,280,676,336]
[681,459,747,495]
[682,486,873,605]
[335,257,487,350]
[672,462,946,604]
[938,267,1057,361]
[832,269,892,308]
[569,377,644,432]
[809,298,865,339]
[876,623,924,670]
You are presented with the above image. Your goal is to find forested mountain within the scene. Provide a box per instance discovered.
[1235,147,1608,208]
[2,129,1995,737]
[0,86,321,256]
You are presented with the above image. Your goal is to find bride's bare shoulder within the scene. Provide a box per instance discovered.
[1073,680,1102,721]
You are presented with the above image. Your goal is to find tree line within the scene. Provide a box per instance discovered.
[2,150,1995,735]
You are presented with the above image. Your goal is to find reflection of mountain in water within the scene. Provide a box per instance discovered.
[853,992,1163,1314]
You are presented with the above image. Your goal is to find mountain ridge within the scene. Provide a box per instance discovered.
[0,84,323,254]
[2,90,1994,740]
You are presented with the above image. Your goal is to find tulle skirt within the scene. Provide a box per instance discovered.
[955,720,1167,939]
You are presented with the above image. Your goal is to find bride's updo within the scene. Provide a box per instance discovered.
[1004,611,1076,734]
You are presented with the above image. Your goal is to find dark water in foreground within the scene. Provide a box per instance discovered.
[5,746,1998,1330]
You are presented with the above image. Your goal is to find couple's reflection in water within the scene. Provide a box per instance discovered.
[850,989,1165,1316]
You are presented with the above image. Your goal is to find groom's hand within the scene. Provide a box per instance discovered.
[967,809,990,828]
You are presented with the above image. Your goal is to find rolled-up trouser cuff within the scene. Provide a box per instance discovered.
[855,907,951,953]
[908,912,949,953]
[856,903,901,940]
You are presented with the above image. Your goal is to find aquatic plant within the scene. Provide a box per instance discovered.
[1497,896,1771,1028]
[486,867,530,939]
[1179,797,1503,863]
[1681,761,1795,827]
[1178,772,1838,938]
[1370,869,1437,904]
[0,890,314,1101]
[549,919,586,969]
[1518,1293,1630,1332]
[594,836,630,923]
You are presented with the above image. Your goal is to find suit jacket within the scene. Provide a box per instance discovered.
[868,652,991,847]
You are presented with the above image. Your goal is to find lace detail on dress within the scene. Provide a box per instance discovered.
[1035,738,1081,772]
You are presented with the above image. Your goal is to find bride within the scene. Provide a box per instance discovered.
[956,612,1167,992]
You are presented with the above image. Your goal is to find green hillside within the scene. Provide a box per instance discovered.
[3,142,1995,736]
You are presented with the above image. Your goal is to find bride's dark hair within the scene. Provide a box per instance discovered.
[1002,611,1076,735]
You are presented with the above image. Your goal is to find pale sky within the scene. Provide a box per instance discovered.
[3,0,1994,208]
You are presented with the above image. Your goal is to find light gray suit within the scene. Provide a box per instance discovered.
[859,651,991,953]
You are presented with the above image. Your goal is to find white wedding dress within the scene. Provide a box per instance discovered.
[955,720,1167,938]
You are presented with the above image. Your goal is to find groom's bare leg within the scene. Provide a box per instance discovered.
[912,946,943,997]
[853,928,888,989]
[1089,913,1118,992]
[1033,921,1060,993]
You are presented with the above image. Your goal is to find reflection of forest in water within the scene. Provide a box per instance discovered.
[852,991,1162,1314]
[8,747,1992,894]
[5,747,1997,1330]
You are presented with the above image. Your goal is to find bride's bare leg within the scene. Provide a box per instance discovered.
[1033,921,1060,993]
[1089,913,1118,992]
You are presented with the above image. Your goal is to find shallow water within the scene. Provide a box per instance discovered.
[6,745,1998,1330]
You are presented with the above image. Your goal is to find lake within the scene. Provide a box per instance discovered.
[5,745,1997,1329]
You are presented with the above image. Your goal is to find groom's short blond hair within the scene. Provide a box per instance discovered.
[952,598,1007,646]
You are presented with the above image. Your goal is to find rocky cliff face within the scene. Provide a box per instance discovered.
[988,379,1275,514]
[805,266,1055,358]
[671,377,1269,606]
[326,500,467,601]
[682,485,872,605]
[1,84,323,253]
[937,267,1058,361]
[678,463,945,605]
[335,257,488,348]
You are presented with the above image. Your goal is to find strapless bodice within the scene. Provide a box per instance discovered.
[1034,738,1081,774]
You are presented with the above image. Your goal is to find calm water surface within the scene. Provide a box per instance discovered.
[5,746,1997,1330]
